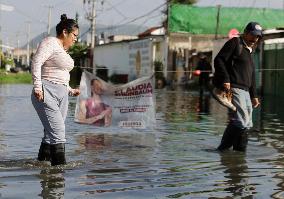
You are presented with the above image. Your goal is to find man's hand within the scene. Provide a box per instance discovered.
[252,98,260,108]
[223,83,231,91]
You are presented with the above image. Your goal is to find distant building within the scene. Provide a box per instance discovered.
[108,35,138,43]
[12,48,36,68]
[93,25,214,85]
[94,35,166,82]
[138,26,165,38]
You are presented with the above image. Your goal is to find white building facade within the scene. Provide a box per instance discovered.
[93,36,167,82]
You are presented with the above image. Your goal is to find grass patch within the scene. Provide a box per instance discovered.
[0,70,32,84]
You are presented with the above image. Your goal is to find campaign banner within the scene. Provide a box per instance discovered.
[74,71,156,129]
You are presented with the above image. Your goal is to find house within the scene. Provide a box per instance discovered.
[12,48,37,68]
[93,26,212,85]
[93,29,167,83]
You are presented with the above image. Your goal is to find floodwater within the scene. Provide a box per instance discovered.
[0,84,284,198]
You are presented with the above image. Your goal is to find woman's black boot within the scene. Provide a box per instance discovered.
[50,143,66,166]
[38,142,51,161]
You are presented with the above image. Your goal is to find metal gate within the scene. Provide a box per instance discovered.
[263,42,284,97]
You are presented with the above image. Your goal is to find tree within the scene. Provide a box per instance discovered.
[68,43,88,67]
[68,43,88,86]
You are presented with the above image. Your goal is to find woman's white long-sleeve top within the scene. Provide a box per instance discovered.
[31,37,74,92]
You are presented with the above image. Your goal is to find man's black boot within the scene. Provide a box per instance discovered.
[217,123,238,151]
[38,142,51,161]
[50,143,66,166]
[233,129,248,152]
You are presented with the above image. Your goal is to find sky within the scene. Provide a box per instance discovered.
[0,0,283,47]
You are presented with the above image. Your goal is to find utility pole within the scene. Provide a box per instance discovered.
[0,3,14,67]
[84,0,97,72]
[0,0,3,68]
[26,22,31,68]
[0,0,2,67]
[16,32,20,63]
[84,0,96,47]
[91,0,97,48]
[46,5,53,35]
[165,0,170,80]
[215,5,221,40]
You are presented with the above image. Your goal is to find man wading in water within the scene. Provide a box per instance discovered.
[213,22,261,152]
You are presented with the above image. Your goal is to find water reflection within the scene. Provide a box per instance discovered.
[218,152,253,198]
[73,132,159,197]
[156,88,219,136]
[77,134,112,151]
[196,92,211,115]
[38,169,65,199]
[257,95,284,198]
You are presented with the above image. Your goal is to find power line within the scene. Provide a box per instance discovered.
[104,2,166,32]
[104,0,129,11]
[81,1,166,37]
[134,13,164,34]
[104,0,127,20]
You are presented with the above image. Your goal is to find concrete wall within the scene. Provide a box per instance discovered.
[94,42,129,75]
[93,36,167,82]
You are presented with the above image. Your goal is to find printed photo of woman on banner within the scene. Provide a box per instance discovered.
[74,71,156,129]
[77,77,112,126]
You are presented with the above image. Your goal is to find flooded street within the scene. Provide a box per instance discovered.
[0,84,284,198]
